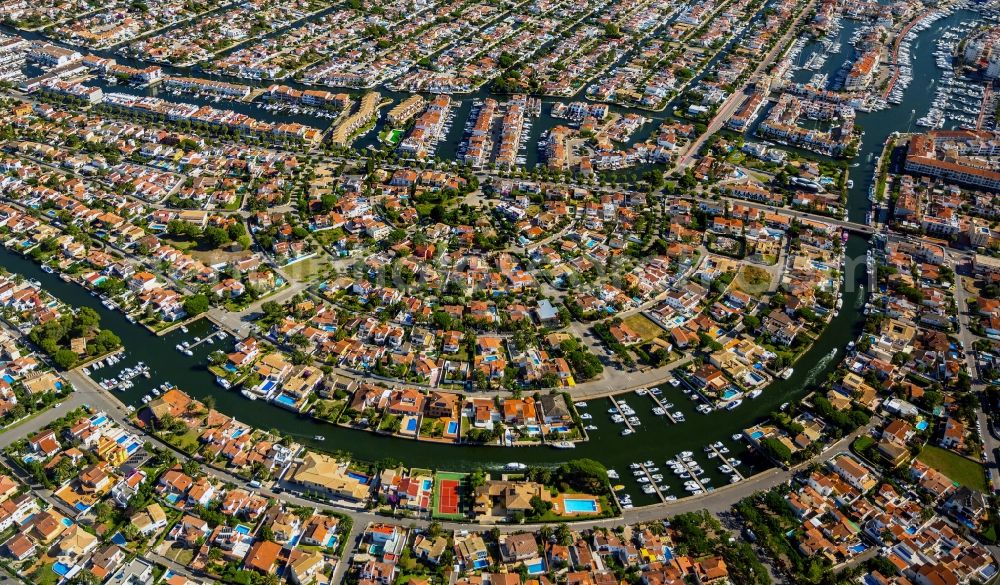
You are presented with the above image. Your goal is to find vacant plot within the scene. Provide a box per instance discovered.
[162,544,194,566]
[621,314,666,341]
[283,255,332,283]
[917,445,987,492]
[733,265,772,295]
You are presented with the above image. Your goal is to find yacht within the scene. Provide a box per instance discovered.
[551,441,575,449]
[574,401,587,408]
[748,389,763,399]
[313,435,325,441]
[621,429,634,436]
[505,462,527,471]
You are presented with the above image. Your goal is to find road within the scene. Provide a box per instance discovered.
[946,248,1000,492]
[680,195,874,235]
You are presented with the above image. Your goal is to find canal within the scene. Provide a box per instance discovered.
[1,0,976,500]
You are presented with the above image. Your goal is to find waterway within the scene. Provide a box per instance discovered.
[1,0,978,502]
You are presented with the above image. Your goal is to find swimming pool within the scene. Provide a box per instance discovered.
[721,389,740,400]
[52,562,72,576]
[915,420,929,431]
[525,559,545,574]
[563,498,599,513]
[274,394,296,407]
[90,415,107,426]
[473,558,489,569]
[61,517,73,527]
[422,479,432,491]
[406,418,418,432]
[347,471,369,484]
[447,421,459,434]
[849,543,867,554]
[750,430,764,440]
[235,524,251,535]
[259,380,276,394]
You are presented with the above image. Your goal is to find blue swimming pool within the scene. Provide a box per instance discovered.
[52,562,71,576]
[110,532,127,545]
[260,380,276,393]
[915,420,929,431]
[235,524,251,535]
[526,560,545,574]
[347,472,369,484]
[165,493,180,504]
[473,558,489,569]
[90,415,107,426]
[406,418,418,432]
[2,375,13,384]
[422,479,432,491]
[74,502,90,512]
[447,421,458,434]
[61,517,73,527]
[750,431,764,440]
[721,389,739,400]
[274,394,296,407]
[849,543,867,554]
[563,498,598,513]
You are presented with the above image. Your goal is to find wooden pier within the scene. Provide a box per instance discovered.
[706,443,745,481]
[609,397,636,433]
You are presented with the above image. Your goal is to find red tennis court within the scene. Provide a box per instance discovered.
[438,479,459,515]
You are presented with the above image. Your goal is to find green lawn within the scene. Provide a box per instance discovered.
[917,445,987,492]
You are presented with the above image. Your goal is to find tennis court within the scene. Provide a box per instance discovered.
[433,471,468,519]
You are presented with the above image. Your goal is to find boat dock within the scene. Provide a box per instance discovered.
[647,392,678,424]
[609,398,636,433]
[707,443,745,481]
[638,464,666,503]
[676,457,708,492]
[182,329,227,352]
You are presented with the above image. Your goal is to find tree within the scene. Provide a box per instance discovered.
[53,348,78,370]
[183,294,210,316]
[203,226,231,248]
[760,437,792,463]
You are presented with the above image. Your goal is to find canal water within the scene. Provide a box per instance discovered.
[0,3,977,499]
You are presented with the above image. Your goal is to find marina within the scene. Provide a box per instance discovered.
[3,0,986,510]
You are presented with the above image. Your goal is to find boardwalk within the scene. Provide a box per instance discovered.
[706,442,746,482]
[637,463,667,503]
[645,389,679,424]
[609,397,637,434]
